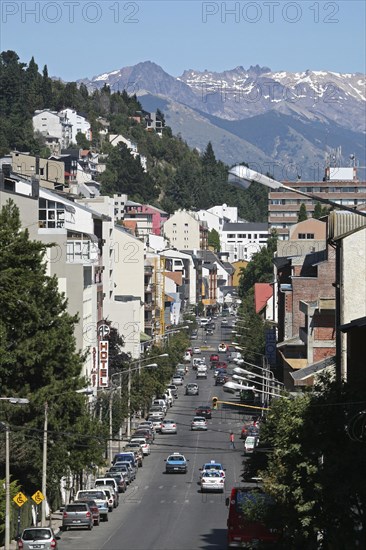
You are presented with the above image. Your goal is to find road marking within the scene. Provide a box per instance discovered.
[144,485,149,490]
[158,485,164,489]
[160,499,165,503]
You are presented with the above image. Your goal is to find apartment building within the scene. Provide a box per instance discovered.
[163,210,208,250]
[269,166,366,240]
[221,222,269,262]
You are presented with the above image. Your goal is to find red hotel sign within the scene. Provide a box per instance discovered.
[98,340,109,387]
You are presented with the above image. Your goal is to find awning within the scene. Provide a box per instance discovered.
[290,356,336,381]
[140,332,151,342]
[281,356,308,370]
[277,336,303,348]
[340,316,366,332]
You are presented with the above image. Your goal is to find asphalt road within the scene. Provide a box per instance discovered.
[58,318,246,550]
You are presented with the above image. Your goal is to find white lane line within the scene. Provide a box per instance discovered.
[144,485,149,490]
[158,485,164,489]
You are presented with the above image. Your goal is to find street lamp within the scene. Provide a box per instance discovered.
[228,165,366,218]
[0,397,29,550]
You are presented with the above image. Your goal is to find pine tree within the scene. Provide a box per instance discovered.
[298,203,307,222]
[41,65,53,108]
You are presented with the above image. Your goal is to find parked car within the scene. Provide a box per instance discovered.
[103,472,127,493]
[185,383,199,396]
[75,490,108,522]
[114,461,136,481]
[161,419,177,434]
[17,528,60,550]
[124,443,144,467]
[148,406,165,421]
[62,502,93,531]
[167,384,178,398]
[73,499,100,526]
[108,464,133,484]
[130,436,151,455]
[244,435,258,454]
[138,420,156,434]
[98,486,115,511]
[172,374,184,386]
[134,428,154,444]
[148,418,163,432]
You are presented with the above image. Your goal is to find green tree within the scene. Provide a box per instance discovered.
[0,200,105,504]
[208,228,221,252]
[298,203,307,222]
[239,231,278,297]
[100,142,158,202]
[259,379,366,548]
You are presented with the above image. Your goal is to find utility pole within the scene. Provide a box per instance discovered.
[109,390,113,465]
[4,425,10,550]
[41,402,48,526]
[127,367,131,438]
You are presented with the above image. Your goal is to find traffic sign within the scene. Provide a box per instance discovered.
[13,492,27,507]
[31,490,45,505]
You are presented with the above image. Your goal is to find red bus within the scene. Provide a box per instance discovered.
[226,486,282,548]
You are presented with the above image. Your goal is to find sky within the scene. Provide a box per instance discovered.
[1,1,365,80]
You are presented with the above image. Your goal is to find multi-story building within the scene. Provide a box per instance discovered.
[0,170,104,381]
[11,152,66,191]
[221,222,269,262]
[269,166,366,240]
[33,109,73,149]
[163,210,208,250]
[273,219,336,387]
[59,109,92,144]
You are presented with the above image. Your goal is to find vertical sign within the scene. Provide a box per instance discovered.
[265,327,277,367]
[98,340,109,387]
[90,346,98,388]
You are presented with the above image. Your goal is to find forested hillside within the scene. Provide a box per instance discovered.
[0,51,268,221]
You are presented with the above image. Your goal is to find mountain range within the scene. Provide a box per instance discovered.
[77,62,366,180]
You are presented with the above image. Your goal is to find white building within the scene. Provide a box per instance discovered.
[208,204,238,223]
[59,109,92,144]
[33,109,72,149]
[163,210,208,251]
[221,222,269,262]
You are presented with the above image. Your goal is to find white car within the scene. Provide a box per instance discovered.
[172,375,183,386]
[160,419,177,434]
[148,418,162,432]
[191,416,208,431]
[129,437,151,455]
[218,343,227,353]
[193,347,201,354]
[200,460,226,479]
[201,470,225,493]
[184,351,191,362]
[196,370,207,379]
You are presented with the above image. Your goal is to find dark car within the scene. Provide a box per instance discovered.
[195,405,212,419]
[62,502,93,531]
[133,428,154,444]
[104,472,127,493]
[216,373,229,385]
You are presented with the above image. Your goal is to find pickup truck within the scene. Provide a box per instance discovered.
[75,489,109,522]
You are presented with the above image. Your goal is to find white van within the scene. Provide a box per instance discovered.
[198,318,211,327]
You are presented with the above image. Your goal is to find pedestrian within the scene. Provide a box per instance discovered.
[229,431,235,450]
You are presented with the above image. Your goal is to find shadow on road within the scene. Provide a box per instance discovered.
[200,528,227,549]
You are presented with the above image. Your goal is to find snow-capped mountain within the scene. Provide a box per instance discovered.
[77,62,366,178]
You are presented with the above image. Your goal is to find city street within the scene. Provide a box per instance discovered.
[58,320,246,550]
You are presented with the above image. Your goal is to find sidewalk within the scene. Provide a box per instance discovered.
[0,512,63,550]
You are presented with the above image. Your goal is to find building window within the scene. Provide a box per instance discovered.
[298,233,315,239]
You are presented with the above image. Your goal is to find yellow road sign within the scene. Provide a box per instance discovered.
[31,490,45,505]
[13,492,27,507]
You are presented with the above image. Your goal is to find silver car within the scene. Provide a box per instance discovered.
[160,419,177,434]
[62,502,93,531]
[17,528,60,549]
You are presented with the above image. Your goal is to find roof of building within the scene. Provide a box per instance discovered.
[340,316,366,332]
[164,271,183,286]
[290,355,336,381]
[254,283,273,314]
[222,222,268,231]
